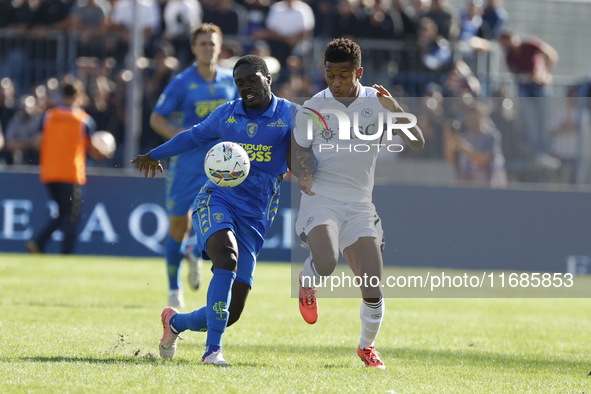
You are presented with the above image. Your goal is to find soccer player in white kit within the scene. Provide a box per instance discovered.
[292,38,425,369]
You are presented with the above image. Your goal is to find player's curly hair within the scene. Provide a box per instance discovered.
[324,38,362,69]
[233,55,270,76]
[191,23,222,46]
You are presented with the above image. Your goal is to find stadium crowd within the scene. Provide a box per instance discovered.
[0,0,590,185]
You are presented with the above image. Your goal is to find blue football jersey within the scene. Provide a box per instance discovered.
[153,64,238,174]
[189,95,294,224]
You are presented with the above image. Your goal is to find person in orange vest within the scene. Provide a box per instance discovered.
[26,78,109,254]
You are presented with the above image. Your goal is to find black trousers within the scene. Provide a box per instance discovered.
[33,182,82,254]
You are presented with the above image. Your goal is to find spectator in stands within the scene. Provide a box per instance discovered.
[498,29,558,96]
[161,0,201,67]
[4,94,42,165]
[549,85,590,183]
[498,29,559,165]
[141,41,177,152]
[0,77,17,164]
[394,15,444,95]
[0,122,4,155]
[366,0,396,39]
[391,0,418,41]
[406,0,430,25]
[0,78,17,131]
[241,0,271,37]
[0,0,15,28]
[103,67,127,160]
[415,82,445,158]
[331,0,368,41]
[444,59,481,97]
[443,98,507,187]
[30,0,73,34]
[457,0,491,55]
[67,0,110,57]
[75,57,116,133]
[408,16,452,95]
[252,0,315,67]
[17,0,71,92]
[418,17,452,72]
[250,40,281,80]
[4,0,35,34]
[309,0,335,38]
[481,0,507,39]
[1,0,37,93]
[202,0,246,36]
[279,54,313,96]
[110,0,161,58]
[422,0,457,40]
[489,86,518,162]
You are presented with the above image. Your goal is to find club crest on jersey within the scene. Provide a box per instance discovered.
[246,122,258,138]
[361,108,373,118]
[213,212,224,223]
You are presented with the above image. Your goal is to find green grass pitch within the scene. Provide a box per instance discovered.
[1,253,590,392]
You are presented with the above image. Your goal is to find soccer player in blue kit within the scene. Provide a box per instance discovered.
[150,24,238,308]
[131,55,294,366]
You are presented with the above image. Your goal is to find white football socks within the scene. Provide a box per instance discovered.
[359,298,384,349]
[301,255,324,288]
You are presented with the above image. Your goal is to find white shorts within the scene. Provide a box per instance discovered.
[295,193,384,254]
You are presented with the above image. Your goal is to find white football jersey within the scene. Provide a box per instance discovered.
[294,85,399,203]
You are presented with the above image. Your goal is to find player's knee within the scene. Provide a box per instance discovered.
[211,251,238,272]
[313,256,338,276]
[315,264,335,277]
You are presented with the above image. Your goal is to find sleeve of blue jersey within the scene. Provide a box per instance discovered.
[149,104,223,160]
[149,130,196,160]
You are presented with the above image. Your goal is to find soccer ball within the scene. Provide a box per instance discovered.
[204,141,250,187]
[91,130,116,159]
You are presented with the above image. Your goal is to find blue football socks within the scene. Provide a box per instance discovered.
[205,269,235,347]
[165,237,184,290]
[167,268,235,357]
[169,307,207,333]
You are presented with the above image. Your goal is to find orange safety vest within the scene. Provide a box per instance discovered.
[39,106,91,185]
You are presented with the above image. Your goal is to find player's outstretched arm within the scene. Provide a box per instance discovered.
[372,84,425,151]
[290,134,316,196]
[130,153,164,178]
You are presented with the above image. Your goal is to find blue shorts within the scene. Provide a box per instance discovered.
[192,193,266,288]
[165,167,208,216]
